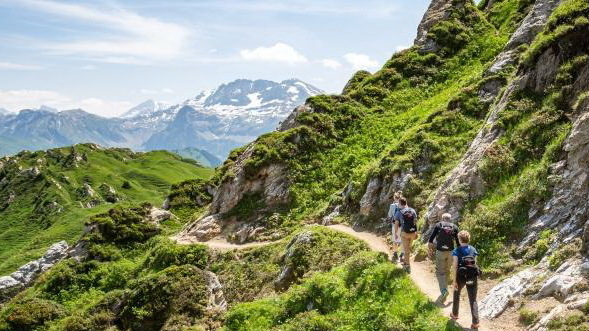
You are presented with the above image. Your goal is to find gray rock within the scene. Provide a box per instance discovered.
[183,214,222,241]
[204,271,227,311]
[535,261,584,301]
[414,0,453,47]
[359,172,413,217]
[149,207,173,224]
[274,231,314,291]
[480,268,537,318]
[0,241,69,301]
[505,0,562,50]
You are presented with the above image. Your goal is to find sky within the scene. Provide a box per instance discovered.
[0,0,431,117]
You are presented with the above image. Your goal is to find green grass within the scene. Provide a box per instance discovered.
[0,145,213,275]
[223,252,459,331]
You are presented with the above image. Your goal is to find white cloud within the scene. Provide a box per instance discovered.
[0,89,131,117]
[176,1,398,17]
[78,98,133,117]
[320,59,342,69]
[240,43,307,64]
[140,88,175,95]
[0,61,42,70]
[15,0,191,64]
[344,53,379,70]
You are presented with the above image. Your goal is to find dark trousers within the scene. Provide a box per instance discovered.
[452,278,479,325]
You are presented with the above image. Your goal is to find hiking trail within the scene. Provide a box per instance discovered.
[175,224,520,331]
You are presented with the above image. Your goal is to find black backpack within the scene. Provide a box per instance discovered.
[401,209,417,233]
[436,222,456,251]
[457,248,481,284]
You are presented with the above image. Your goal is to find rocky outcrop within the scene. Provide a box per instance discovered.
[209,147,289,215]
[414,0,454,48]
[277,105,312,131]
[180,214,223,242]
[487,0,562,75]
[358,172,413,218]
[204,271,227,312]
[274,231,313,291]
[0,241,69,300]
[480,268,538,318]
[425,0,568,225]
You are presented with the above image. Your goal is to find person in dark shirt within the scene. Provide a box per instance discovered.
[428,213,460,302]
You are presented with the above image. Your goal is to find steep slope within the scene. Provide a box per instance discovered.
[174,0,588,328]
[0,144,213,275]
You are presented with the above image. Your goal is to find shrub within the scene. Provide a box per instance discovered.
[143,238,209,270]
[4,298,64,331]
[518,308,539,326]
[119,265,208,331]
[548,239,582,270]
[84,204,159,245]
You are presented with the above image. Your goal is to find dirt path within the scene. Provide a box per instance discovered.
[175,224,517,330]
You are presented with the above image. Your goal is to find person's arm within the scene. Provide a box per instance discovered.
[452,255,459,289]
[428,225,439,244]
[387,204,395,221]
[453,229,460,248]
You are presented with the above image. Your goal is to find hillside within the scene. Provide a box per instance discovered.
[1,0,589,330]
[0,144,213,275]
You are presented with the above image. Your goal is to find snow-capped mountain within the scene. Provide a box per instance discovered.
[141,79,322,157]
[120,100,170,119]
[0,78,323,161]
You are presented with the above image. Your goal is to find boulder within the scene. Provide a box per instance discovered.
[183,214,223,241]
[149,207,174,224]
[480,268,537,318]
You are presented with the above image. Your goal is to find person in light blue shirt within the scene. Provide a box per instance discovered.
[386,191,403,262]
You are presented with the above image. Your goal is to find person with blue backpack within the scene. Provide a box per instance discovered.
[394,197,418,273]
[450,230,481,330]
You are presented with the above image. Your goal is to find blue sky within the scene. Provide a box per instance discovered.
[0,0,431,117]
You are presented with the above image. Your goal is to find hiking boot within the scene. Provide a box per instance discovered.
[440,289,449,302]
[392,252,398,262]
[403,265,411,274]
[449,313,458,320]
[399,252,404,263]
[471,323,480,330]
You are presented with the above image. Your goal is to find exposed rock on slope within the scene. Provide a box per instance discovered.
[425,0,563,224]
[0,241,69,301]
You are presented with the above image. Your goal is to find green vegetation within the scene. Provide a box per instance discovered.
[518,308,540,326]
[224,252,459,331]
[0,144,213,275]
[0,223,376,331]
[546,312,589,330]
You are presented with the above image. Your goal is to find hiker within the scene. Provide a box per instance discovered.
[428,213,460,302]
[386,191,403,262]
[451,230,481,330]
[394,197,418,273]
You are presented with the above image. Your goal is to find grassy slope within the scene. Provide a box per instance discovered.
[0,145,213,275]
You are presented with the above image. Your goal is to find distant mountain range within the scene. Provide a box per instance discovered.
[0,79,322,165]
